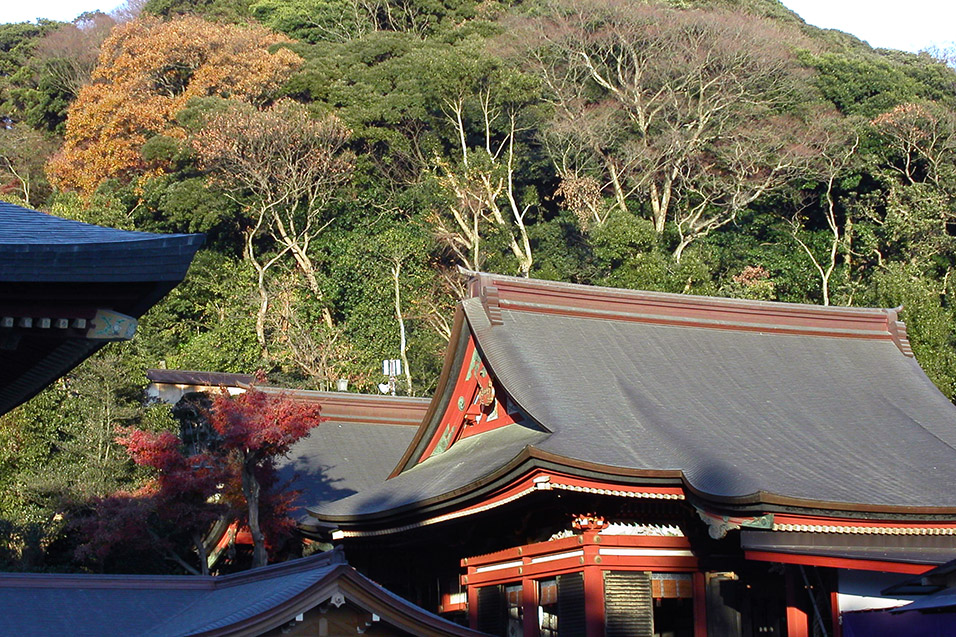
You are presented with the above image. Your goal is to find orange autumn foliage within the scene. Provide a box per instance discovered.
[47,15,302,195]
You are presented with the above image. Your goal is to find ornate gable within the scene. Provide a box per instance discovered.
[417,335,525,462]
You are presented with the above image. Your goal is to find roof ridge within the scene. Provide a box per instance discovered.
[465,271,912,354]
[0,201,195,243]
[0,550,343,590]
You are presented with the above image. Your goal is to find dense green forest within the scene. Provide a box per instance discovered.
[3,0,956,572]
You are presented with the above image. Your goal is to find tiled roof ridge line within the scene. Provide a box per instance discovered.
[211,547,346,589]
[0,202,197,243]
[146,369,256,383]
[465,270,914,355]
[0,549,344,590]
[500,298,902,341]
[256,385,431,407]
[173,565,349,635]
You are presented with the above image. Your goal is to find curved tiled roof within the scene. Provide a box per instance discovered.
[0,549,486,636]
[0,201,201,282]
[269,390,428,526]
[311,424,549,522]
[310,272,956,528]
[465,300,956,510]
[0,202,202,414]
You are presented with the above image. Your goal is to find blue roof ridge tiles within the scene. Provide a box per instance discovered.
[0,201,203,283]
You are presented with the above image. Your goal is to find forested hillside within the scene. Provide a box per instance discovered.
[3,0,956,571]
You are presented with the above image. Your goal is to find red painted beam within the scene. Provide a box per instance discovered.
[465,532,691,567]
[745,550,934,575]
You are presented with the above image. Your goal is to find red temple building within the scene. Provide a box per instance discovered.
[304,271,956,637]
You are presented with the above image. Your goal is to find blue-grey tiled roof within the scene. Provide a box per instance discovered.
[279,420,420,524]
[0,555,337,637]
[310,423,548,519]
[0,201,202,282]
[311,273,956,522]
[0,550,487,636]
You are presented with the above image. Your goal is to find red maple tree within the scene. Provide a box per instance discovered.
[74,388,321,573]
[73,429,225,574]
[208,389,323,569]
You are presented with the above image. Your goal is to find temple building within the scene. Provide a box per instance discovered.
[0,201,203,414]
[304,271,956,637]
[10,196,956,637]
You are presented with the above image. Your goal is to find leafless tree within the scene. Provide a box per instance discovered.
[512,0,818,257]
[35,12,116,100]
[0,125,57,206]
[787,124,861,306]
[195,100,353,348]
[430,60,536,276]
[267,270,355,390]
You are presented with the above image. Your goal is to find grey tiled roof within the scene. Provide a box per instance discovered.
[0,201,202,282]
[1,203,203,415]
[311,274,956,522]
[740,530,956,566]
[468,301,956,508]
[0,554,338,637]
[311,424,548,519]
[279,420,420,525]
[0,549,487,636]
[146,369,256,387]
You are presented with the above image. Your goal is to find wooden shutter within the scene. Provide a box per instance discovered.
[604,571,653,637]
[477,585,506,636]
[556,572,586,637]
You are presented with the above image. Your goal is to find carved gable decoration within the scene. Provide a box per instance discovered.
[418,336,522,462]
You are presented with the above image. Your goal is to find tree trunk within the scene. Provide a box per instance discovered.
[241,455,268,569]
[193,531,210,576]
[391,261,413,395]
[245,228,270,350]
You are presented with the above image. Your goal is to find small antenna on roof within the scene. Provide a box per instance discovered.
[380,359,401,396]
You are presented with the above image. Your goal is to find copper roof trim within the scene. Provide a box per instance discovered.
[465,270,909,347]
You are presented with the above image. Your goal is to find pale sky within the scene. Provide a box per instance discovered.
[0,0,953,55]
[780,0,955,53]
[1,1,123,24]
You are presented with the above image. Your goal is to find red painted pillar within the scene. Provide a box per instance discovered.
[785,567,809,637]
[693,572,707,637]
[583,566,604,637]
[467,579,479,630]
[522,576,538,637]
[830,588,842,637]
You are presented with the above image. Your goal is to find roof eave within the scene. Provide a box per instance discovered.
[309,447,686,530]
[313,446,956,533]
